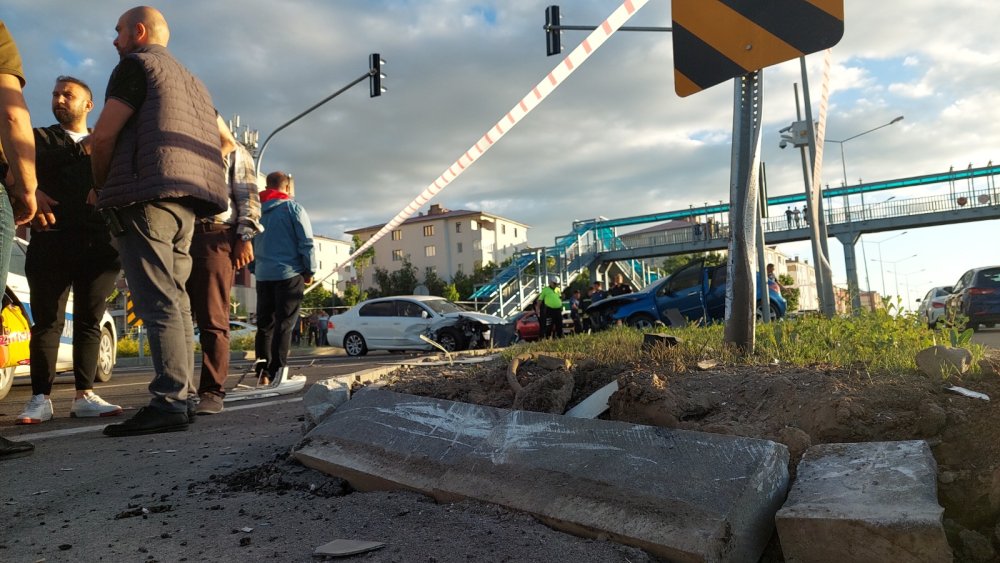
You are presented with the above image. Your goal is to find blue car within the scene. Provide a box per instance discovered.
[587,260,787,329]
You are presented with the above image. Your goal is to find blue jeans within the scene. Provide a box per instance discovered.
[114,201,195,414]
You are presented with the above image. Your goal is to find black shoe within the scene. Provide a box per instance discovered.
[103,406,189,437]
[0,435,34,460]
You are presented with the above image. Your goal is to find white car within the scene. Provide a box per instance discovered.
[0,238,118,400]
[916,285,953,329]
[327,295,506,356]
[194,320,256,341]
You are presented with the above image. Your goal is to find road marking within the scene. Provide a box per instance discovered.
[3,397,303,441]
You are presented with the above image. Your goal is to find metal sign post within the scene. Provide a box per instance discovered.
[724,71,764,353]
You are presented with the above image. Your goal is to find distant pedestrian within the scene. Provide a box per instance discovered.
[317,309,329,346]
[802,203,809,225]
[610,274,632,297]
[569,289,583,334]
[793,207,801,228]
[536,276,563,339]
[590,281,607,303]
[785,206,793,228]
[307,311,319,346]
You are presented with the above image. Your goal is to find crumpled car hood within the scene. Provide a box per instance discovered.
[430,311,506,329]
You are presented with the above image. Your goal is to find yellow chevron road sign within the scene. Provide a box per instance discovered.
[672,0,844,97]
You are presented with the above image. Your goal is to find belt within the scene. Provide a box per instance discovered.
[194,222,232,233]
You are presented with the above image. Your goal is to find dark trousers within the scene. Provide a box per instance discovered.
[543,306,563,339]
[115,201,195,414]
[255,276,304,377]
[26,232,121,395]
[186,224,235,397]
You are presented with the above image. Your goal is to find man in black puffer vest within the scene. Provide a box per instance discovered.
[91,6,227,437]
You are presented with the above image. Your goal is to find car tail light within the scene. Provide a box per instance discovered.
[969,288,997,296]
[932,302,944,308]
[327,321,335,330]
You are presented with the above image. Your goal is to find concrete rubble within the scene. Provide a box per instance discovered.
[775,440,951,562]
[294,387,790,562]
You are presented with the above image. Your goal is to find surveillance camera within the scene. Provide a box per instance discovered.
[779,140,788,149]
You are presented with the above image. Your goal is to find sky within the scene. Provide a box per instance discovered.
[3,0,999,310]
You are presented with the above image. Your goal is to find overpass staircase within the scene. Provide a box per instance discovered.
[470,222,658,317]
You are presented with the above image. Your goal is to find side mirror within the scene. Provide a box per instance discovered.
[421,310,429,319]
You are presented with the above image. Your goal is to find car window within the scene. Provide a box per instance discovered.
[664,263,702,295]
[975,269,1000,288]
[709,267,726,291]
[359,301,395,317]
[422,299,468,314]
[396,300,427,318]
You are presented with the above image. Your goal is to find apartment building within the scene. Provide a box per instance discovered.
[346,204,530,287]
[314,234,354,293]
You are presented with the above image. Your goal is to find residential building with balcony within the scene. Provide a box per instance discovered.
[346,204,530,288]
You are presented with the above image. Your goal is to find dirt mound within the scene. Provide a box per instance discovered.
[383,354,1000,561]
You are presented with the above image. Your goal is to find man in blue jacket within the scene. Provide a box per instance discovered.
[252,171,316,385]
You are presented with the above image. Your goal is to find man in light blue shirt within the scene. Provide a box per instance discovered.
[251,171,316,384]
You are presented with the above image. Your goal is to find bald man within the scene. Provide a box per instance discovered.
[91,6,227,437]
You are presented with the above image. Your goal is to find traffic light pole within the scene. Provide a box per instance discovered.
[255,54,385,177]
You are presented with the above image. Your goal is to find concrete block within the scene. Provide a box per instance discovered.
[295,388,789,562]
[302,377,352,429]
[776,441,951,563]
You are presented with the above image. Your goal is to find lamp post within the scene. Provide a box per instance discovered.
[899,268,926,310]
[825,115,904,218]
[861,231,907,303]
[871,253,917,304]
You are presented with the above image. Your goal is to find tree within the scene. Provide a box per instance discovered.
[451,270,473,300]
[661,252,725,274]
[342,284,366,306]
[302,285,333,312]
[374,258,419,296]
[423,267,448,297]
[443,283,460,302]
[351,234,375,290]
[777,273,800,312]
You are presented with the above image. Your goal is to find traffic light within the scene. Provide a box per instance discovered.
[369,53,386,97]
[545,5,561,56]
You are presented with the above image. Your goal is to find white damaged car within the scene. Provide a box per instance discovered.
[327,295,507,356]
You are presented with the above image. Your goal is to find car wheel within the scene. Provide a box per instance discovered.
[344,332,368,356]
[627,314,657,330]
[756,302,781,321]
[94,325,115,383]
[436,328,464,352]
[0,366,12,400]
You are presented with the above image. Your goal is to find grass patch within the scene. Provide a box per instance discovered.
[503,304,988,377]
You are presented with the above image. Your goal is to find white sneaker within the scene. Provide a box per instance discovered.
[70,393,123,418]
[16,394,53,424]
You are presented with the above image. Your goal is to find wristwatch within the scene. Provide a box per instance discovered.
[237,226,255,242]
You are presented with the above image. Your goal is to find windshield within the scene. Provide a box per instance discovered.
[422,299,470,314]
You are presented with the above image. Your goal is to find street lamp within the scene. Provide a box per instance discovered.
[899,268,926,310]
[827,115,904,188]
[861,231,907,298]
[871,253,917,302]
[826,115,904,221]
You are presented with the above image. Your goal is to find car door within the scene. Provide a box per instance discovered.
[356,300,397,348]
[654,260,706,322]
[393,299,433,347]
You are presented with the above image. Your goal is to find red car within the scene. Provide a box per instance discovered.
[512,309,574,341]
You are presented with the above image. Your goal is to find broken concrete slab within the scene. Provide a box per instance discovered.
[294,388,789,562]
[776,440,951,563]
[641,333,681,351]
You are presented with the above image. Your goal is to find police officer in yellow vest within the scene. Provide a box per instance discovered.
[536,275,563,339]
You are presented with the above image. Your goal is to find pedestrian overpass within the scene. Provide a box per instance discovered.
[472,163,1000,317]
